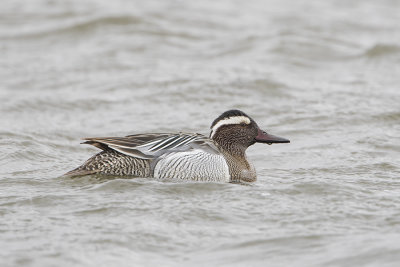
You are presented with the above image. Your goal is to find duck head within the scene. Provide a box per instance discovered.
[210,109,290,154]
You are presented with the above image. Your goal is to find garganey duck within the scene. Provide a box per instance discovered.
[65,110,289,182]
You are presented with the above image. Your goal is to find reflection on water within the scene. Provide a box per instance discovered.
[1,0,400,266]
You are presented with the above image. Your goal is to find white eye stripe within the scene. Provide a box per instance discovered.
[210,116,251,138]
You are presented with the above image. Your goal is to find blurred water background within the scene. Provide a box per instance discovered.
[1,0,400,266]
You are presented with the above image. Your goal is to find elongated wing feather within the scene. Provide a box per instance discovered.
[82,133,213,159]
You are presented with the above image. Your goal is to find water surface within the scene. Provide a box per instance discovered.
[1,0,400,266]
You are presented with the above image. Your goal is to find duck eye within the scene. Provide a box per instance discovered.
[240,123,247,127]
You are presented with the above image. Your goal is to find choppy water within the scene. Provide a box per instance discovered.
[1,0,400,266]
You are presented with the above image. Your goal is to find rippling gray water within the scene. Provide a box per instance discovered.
[1,0,400,266]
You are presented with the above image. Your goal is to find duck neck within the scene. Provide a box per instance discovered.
[212,137,247,158]
[222,144,247,159]
[214,141,256,183]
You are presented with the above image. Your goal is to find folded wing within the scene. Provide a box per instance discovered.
[82,133,212,159]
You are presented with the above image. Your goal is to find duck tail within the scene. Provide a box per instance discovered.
[62,167,99,177]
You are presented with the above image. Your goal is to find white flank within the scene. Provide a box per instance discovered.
[210,116,250,138]
[154,149,230,182]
